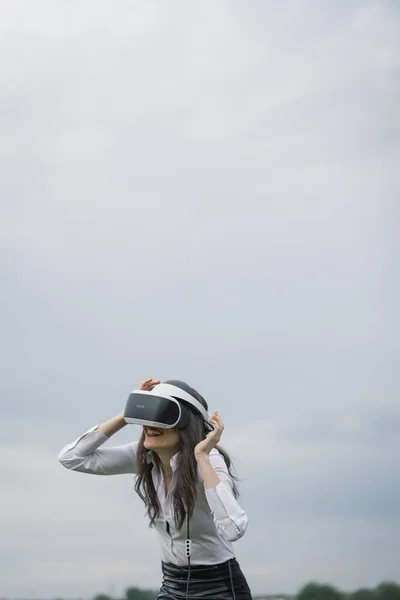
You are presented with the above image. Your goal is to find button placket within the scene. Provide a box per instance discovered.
[152,457,180,561]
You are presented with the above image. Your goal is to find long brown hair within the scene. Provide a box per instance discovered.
[134,381,239,530]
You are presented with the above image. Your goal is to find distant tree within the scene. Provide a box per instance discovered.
[125,586,158,600]
[93,595,113,600]
[298,582,343,600]
[348,588,377,600]
[375,583,400,600]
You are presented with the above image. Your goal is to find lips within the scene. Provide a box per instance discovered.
[145,428,163,437]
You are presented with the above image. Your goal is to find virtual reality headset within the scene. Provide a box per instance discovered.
[123,382,214,432]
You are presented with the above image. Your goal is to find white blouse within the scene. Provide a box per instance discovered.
[58,426,248,566]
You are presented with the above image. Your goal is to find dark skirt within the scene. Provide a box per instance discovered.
[158,558,253,600]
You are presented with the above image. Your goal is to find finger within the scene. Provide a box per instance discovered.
[139,379,151,390]
[209,419,222,435]
[212,412,224,428]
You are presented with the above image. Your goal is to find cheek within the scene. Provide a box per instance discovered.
[166,429,180,447]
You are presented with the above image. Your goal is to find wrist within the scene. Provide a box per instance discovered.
[98,412,127,437]
[117,412,127,427]
[195,450,211,463]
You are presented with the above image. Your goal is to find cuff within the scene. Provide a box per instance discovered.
[64,425,108,455]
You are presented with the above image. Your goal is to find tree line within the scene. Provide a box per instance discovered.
[295,582,400,600]
[84,580,400,600]
[10,581,399,600]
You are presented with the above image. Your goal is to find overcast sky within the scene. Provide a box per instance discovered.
[0,0,399,598]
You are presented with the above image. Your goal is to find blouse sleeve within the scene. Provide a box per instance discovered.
[58,425,138,475]
[203,448,249,543]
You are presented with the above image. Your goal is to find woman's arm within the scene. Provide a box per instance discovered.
[196,452,220,489]
[198,449,248,542]
[58,378,159,476]
[58,413,137,475]
[98,411,127,437]
[195,412,249,542]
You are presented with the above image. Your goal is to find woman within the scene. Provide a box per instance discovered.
[59,378,252,600]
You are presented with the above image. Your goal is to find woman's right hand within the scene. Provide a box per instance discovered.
[138,378,160,391]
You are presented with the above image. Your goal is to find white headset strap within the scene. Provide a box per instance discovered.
[149,383,211,423]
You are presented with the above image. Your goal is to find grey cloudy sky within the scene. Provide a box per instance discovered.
[0,0,399,598]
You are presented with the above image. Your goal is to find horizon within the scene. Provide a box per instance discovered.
[3,579,400,600]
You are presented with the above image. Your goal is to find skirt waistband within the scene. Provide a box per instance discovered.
[159,558,253,599]
[161,558,238,578]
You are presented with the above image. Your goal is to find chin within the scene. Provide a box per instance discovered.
[143,438,157,450]
[144,436,166,450]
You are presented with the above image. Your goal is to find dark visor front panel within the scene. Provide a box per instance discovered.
[124,392,181,427]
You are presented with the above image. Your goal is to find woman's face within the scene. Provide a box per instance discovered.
[143,426,180,454]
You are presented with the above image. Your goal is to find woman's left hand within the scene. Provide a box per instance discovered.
[194,412,224,459]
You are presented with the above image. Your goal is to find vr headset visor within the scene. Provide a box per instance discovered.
[124,383,213,431]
